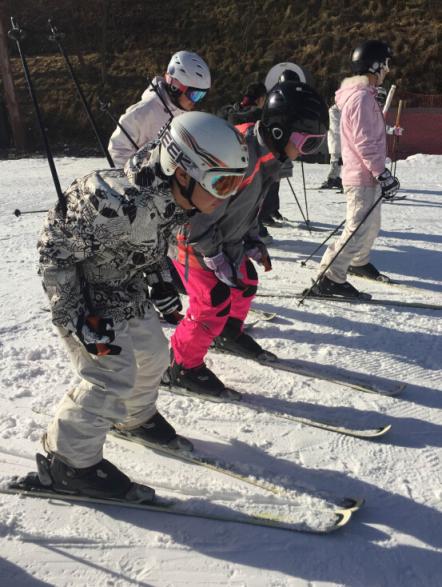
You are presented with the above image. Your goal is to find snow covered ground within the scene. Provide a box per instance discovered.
[0,155,441,586]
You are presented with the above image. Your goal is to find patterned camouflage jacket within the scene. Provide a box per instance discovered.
[38,143,188,330]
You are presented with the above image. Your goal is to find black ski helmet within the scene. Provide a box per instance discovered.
[260,81,329,157]
[351,40,393,75]
[278,69,301,84]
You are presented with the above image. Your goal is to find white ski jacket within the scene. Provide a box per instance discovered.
[108,76,186,167]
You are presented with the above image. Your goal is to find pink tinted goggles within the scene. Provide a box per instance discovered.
[289,131,325,155]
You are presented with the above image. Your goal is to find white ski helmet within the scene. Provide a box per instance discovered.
[160,111,249,199]
[166,51,211,90]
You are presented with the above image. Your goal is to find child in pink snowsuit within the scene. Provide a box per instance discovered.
[317,40,400,297]
[168,82,329,396]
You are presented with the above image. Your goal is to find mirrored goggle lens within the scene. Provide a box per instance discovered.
[290,132,325,155]
[202,171,245,199]
[185,88,208,103]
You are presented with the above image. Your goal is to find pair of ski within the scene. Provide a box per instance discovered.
[2,445,361,534]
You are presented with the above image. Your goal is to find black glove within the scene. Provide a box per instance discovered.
[377,169,400,199]
[76,315,121,356]
[151,282,183,325]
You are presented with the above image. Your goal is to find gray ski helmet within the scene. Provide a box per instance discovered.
[351,40,393,75]
[160,111,249,199]
[260,81,329,156]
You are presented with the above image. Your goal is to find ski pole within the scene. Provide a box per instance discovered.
[8,18,66,217]
[14,208,48,217]
[48,19,115,167]
[12,20,110,355]
[391,100,404,177]
[382,84,396,116]
[98,97,140,150]
[300,218,345,266]
[285,178,311,228]
[298,192,384,305]
[300,160,311,230]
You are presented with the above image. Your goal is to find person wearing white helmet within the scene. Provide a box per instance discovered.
[36,112,247,501]
[108,50,211,167]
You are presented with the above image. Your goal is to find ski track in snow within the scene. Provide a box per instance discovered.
[0,156,441,586]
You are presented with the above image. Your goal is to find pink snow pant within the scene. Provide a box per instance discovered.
[171,258,258,368]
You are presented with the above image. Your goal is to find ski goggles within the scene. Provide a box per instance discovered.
[166,74,208,103]
[289,131,326,155]
[197,168,246,199]
[382,58,391,73]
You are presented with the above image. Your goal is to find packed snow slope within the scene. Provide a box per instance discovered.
[0,155,441,586]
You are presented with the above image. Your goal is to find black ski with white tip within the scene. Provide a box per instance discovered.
[256,289,442,311]
[161,383,392,439]
[0,473,354,534]
[209,344,405,396]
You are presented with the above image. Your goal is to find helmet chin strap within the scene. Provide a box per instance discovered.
[179,177,203,212]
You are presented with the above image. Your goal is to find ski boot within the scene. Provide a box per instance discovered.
[166,350,235,400]
[33,450,154,502]
[348,263,391,283]
[308,275,371,300]
[213,317,277,363]
[113,411,193,452]
[320,177,343,192]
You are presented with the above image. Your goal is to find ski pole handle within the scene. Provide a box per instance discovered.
[382,84,396,116]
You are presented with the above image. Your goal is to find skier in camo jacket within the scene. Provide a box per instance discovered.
[37,112,248,500]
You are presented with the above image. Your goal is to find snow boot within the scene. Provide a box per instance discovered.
[214,317,277,362]
[348,262,391,282]
[115,412,193,452]
[41,452,137,499]
[309,275,368,299]
[167,351,226,398]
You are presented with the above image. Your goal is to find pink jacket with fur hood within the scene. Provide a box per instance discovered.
[335,76,387,186]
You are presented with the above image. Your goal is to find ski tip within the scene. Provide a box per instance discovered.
[340,497,365,512]
[332,508,353,530]
[376,424,392,436]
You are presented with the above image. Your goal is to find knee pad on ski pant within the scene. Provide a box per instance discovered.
[242,260,258,298]
[210,280,231,308]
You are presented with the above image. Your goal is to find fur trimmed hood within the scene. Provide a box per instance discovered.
[335,75,377,110]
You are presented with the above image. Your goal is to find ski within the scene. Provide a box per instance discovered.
[348,273,439,297]
[257,290,442,311]
[209,345,404,396]
[0,474,352,534]
[248,309,277,322]
[298,263,441,302]
[28,409,363,518]
[161,383,392,439]
[109,428,364,515]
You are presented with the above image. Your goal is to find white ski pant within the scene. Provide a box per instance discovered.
[45,310,169,468]
[319,185,382,284]
[327,157,341,180]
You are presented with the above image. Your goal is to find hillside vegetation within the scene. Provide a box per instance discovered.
[3,0,442,151]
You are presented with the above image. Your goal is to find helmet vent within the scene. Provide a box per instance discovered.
[272,127,283,140]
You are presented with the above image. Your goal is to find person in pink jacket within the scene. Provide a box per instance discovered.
[316,40,400,297]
